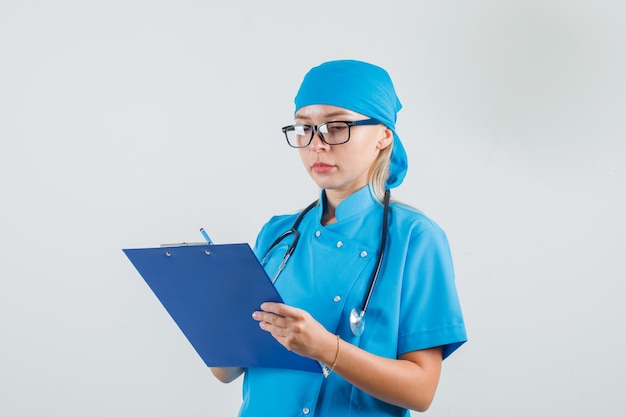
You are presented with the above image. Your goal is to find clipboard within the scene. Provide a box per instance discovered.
[123,243,320,373]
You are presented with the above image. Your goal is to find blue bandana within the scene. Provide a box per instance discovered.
[294,60,408,189]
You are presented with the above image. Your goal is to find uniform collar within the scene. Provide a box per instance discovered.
[318,186,380,222]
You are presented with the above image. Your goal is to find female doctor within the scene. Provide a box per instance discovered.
[211,60,467,416]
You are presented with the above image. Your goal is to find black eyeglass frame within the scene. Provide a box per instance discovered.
[281,118,383,148]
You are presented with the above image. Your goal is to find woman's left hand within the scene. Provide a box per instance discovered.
[252,302,333,361]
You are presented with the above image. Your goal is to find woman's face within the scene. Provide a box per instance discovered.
[294,104,392,198]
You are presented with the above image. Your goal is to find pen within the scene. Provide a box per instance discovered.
[199,228,213,244]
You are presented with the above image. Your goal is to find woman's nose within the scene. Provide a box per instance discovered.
[310,130,328,151]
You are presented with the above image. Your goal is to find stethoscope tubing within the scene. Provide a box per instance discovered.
[262,199,319,283]
[261,190,390,327]
[360,189,389,314]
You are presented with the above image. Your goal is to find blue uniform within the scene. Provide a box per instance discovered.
[239,186,467,417]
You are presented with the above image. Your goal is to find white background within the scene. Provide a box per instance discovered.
[1,1,624,416]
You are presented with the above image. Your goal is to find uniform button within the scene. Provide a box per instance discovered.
[333,295,341,303]
[336,241,343,248]
[315,231,321,237]
[360,251,368,258]
[302,407,310,415]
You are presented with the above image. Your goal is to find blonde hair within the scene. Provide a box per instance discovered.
[368,141,393,203]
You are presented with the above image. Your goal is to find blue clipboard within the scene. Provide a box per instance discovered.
[123,243,320,373]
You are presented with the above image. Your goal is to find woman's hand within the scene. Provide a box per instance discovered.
[252,302,443,411]
[252,302,335,362]
[212,302,334,384]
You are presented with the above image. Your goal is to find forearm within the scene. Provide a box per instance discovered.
[315,334,442,412]
[253,302,443,410]
[210,367,244,383]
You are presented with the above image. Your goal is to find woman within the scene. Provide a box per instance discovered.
[212,60,467,416]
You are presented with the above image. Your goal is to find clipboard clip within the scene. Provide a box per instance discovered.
[159,228,214,248]
[158,242,213,257]
[159,242,209,248]
[158,228,214,257]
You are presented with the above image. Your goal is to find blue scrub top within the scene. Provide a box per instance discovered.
[239,186,467,417]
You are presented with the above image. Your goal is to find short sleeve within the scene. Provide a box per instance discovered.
[397,221,467,360]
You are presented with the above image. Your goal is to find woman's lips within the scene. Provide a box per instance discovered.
[312,162,335,174]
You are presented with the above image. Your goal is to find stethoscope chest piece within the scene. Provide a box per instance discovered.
[349,307,366,336]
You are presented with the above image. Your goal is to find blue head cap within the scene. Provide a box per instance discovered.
[294,60,408,189]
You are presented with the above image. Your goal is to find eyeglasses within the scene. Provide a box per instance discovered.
[281,118,382,148]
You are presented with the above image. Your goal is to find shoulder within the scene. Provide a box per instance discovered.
[257,213,297,239]
[389,201,448,238]
[254,211,302,254]
[262,212,299,230]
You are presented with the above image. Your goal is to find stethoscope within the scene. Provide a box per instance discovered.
[260,190,390,336]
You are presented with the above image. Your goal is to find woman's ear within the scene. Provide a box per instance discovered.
[377,127,394,150]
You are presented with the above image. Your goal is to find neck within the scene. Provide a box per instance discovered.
[321,188,354,225]
[321,212,336,226]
